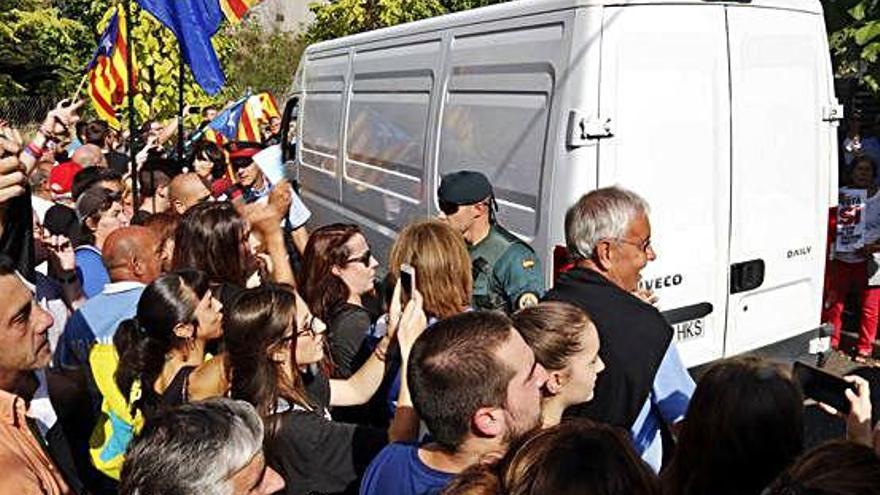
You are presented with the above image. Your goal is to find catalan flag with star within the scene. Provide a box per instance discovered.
[236,92,280,142]
[86,5,136,129]
[220,0,264,24]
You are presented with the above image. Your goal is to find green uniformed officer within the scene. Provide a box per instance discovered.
[437,170,544,313]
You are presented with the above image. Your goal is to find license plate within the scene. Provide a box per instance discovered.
[809,336,831,354]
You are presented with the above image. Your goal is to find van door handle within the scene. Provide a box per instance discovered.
[730,259,765,294]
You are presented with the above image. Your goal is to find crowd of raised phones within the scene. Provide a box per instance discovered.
[1,99,880,495]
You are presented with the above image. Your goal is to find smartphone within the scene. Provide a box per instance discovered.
[188,106,202,115]
[400,263,416,304]
[792,361,855,414]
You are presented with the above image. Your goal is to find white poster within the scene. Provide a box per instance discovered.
[837,188,867,253]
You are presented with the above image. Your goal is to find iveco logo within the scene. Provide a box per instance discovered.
[787,246,812,259]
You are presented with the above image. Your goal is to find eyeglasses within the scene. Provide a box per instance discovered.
[297,315,326,338]
[345,250,372,267]
[606,237,652,253]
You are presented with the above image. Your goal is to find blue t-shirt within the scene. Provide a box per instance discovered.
[630,343,695,472]
[54,282,144,370]
[360,443,454,495]
[75,245,110,298]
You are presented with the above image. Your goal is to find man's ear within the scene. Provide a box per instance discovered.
[84,216,99,232]
[172,322,194,340]
[593,239,615,270]
[330,265,343,278]
[472,406,505,438]
[545,369,567,395]
[172,199,185,215]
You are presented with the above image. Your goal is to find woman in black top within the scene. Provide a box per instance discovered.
[114,269,224,418]
[298,224,379,378]
[224,284,425,495]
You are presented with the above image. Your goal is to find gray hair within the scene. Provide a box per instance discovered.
[565,186,649,260]
[120,398,265,495]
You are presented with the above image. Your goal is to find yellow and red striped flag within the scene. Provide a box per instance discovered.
[220,0,263,24]
[236,92,280,142]
[86,6,136,129]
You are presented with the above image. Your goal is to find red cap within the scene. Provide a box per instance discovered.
[48,162,83,195]
[229,147,261,161]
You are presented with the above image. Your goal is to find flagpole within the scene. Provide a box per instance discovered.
[177,48,185,162]
[125,0,139,210]
[71,72,89,102]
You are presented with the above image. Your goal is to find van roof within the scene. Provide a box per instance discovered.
[307,0,823,54]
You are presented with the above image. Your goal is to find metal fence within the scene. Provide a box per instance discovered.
[0,96,57,132]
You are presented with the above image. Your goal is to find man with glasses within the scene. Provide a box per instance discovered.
[437,170,543,313]
[544,186,694,472]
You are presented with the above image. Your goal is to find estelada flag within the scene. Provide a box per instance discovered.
[220,0,263,24]
[86,5,136,129]
[236,92,280,142]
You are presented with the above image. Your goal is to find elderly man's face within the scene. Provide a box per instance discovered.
[607,212,656,292]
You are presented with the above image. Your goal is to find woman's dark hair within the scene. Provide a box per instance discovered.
[661,357,804,495]
[297,223,363,322]
[442,419,660,495]
[172,201,250,287]
[114,270,210,407]
[225,285,313,429]
[192,140,227,180]
[764,439,880,495]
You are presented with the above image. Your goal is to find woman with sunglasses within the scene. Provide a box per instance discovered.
[224,283,426,495]
[299,223,379,378]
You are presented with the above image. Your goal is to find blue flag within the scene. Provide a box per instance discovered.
[136,0,225,94]
[208,95,249,139]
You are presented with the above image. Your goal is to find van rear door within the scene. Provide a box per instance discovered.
[596,4,731,366]
[724,4,835,355]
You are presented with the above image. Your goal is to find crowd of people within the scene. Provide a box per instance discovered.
[1,97,880,495]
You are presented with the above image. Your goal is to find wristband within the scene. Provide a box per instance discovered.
[25,142,44,159]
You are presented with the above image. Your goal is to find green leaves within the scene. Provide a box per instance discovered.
[824,0,880,93]
[302,0,504,45]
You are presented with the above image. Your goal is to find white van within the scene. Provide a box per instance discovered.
[281,0,842,368]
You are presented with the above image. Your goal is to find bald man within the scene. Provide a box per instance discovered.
[72,144,107,169]
[54,226,162,370]
[169,172,211,215]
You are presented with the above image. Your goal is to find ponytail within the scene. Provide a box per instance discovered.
[113,318,168,407]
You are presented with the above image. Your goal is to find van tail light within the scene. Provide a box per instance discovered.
[821,206,837,311]
[553,245,575,281]
[826,206,837,261]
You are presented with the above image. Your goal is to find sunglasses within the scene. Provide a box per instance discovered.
[345,250,372,267]
[438,200,461,216]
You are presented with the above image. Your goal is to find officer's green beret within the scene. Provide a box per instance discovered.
[437,170,494,205]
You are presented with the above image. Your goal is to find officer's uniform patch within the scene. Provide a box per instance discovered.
[517,292,539,309]
[522,259,535,269]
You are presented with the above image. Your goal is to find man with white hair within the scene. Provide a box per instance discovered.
[544,186,694,472]
[119,398,285,495]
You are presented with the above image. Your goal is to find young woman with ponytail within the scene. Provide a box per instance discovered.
[88,269,223,480]
[113,269,224,417]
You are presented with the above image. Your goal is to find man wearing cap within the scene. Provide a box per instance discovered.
[437,170,544,312]
[230,143,311,254]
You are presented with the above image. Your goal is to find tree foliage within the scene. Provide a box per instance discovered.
[221,22,304,100]
[302,0,508,44]
[0,0,91,97]
[823,0,880,92]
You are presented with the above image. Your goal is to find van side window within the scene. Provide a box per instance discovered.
[301,53,348,175]
[438,24,562,238]
[340,41,440,226]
